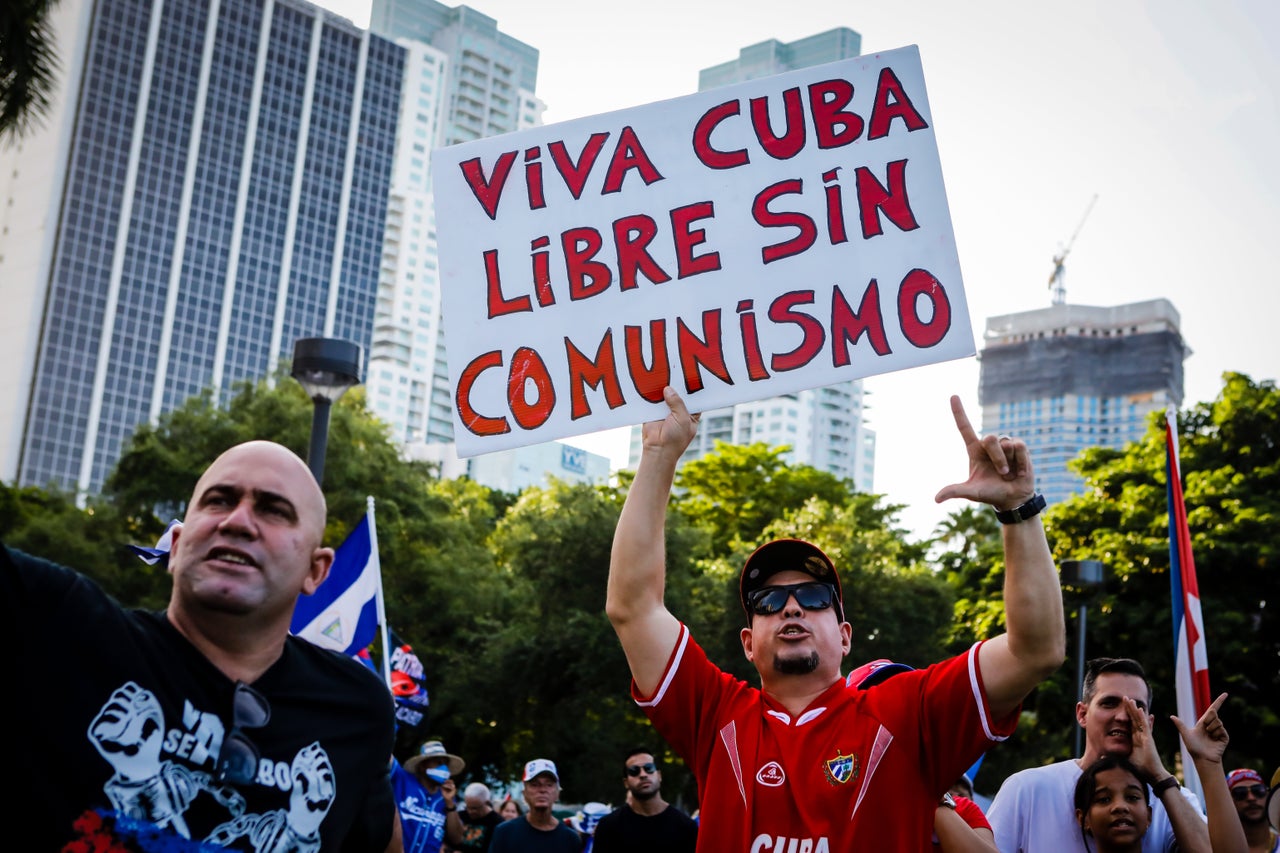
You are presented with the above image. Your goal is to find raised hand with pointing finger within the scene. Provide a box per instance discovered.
[934,395,1040,514]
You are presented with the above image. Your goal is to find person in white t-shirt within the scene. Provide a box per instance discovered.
[988,657,1241,853]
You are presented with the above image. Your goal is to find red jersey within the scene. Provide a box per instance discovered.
[636,626,1015,852]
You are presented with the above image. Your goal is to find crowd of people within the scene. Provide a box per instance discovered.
[379,740,698,853]
[5,390,1276,852]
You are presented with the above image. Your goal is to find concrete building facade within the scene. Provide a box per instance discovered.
[979,298,1189,505]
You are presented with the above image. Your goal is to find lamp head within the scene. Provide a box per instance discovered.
[291,338,362,403]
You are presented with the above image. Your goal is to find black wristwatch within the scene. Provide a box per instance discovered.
[1151,776,1180,796]
[994,493,1047,524]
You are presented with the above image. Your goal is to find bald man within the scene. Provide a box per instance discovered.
[5,441,398,852]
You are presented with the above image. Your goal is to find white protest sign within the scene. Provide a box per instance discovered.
[432,44,973,457]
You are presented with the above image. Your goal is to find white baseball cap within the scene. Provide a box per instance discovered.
[523,758,559,783]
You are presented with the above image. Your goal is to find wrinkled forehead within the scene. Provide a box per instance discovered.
[193,442,326,524]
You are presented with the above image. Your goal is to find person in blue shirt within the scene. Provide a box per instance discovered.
[393,739,465,853]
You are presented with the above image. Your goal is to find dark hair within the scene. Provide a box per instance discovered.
[1082,658,1151,706]
[623,747,656,771]
[1074,755,1150,815]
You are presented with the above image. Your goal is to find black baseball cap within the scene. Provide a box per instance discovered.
[739,539,843,618]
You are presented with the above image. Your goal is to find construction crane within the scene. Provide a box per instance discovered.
[1048,194,1098,305]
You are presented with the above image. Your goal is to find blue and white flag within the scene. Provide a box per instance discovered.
[291,504,382,655]
[128,519,183,567]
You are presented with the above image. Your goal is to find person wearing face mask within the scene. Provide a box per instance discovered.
[395,739,465,853]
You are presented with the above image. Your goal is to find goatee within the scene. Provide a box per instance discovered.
[773,651,819,675]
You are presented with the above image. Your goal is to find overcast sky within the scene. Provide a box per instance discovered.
[321,0,1279,540]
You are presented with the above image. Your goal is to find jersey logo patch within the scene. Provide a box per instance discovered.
[756,761,786,787]
[823,750,859,786]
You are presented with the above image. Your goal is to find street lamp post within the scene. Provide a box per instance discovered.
[1061,559,1105,757]
[291,337,362,486]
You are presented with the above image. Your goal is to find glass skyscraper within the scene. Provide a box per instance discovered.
[365,0,544,447]
[979,299,1188,505]
[1,0,403,493]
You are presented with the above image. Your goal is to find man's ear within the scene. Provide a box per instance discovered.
[301,547,335,595]
[1076,700,1089,729]
[167,525,183,574]
[740,626,755,663]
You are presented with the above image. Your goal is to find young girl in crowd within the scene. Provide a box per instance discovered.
[1074,755,1152,852]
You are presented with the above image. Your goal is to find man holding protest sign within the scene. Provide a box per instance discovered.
[607,387,1064,850]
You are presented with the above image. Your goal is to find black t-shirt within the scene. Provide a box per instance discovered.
[591,804,698,853]
[5,545,397,851]
[489,816,583,853]
[456,808,504,852]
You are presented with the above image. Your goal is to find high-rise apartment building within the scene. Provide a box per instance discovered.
[365,0,544,446]
[0,0,403,494]
[979,299,1188,505]
[628,27,876,491]
[698,27,863,89]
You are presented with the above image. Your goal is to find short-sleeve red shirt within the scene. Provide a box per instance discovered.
[635,626,1015,852]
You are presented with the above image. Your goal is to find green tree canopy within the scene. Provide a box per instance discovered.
[986,372,1279,787]
[9,368,1273,800]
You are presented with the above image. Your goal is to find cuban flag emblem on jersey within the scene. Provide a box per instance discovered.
[823,750,858,786]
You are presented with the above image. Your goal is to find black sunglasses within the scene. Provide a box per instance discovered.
[215,681,271,785]
[747,581,841,619]
[626,762,658,777]
[1231,783,1268,801]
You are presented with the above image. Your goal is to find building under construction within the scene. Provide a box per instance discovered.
[978,299,1189,505]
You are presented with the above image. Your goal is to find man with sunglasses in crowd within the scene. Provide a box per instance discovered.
[1227,769,1278,853]
[592,748,697,853]
[607,387,1065,851]
[5,441,398,851]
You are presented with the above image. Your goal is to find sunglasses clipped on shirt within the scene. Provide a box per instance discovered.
[214,681,271,785]
[1231,783,1268,802]
[747,581,841,620]
[626,762,658,777]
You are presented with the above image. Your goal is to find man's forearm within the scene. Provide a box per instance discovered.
[979,518,1065,717]
[607,446,680,625]
[1000,519,1064,673]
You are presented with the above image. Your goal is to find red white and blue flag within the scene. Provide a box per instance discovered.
[1165,408,1210,801]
